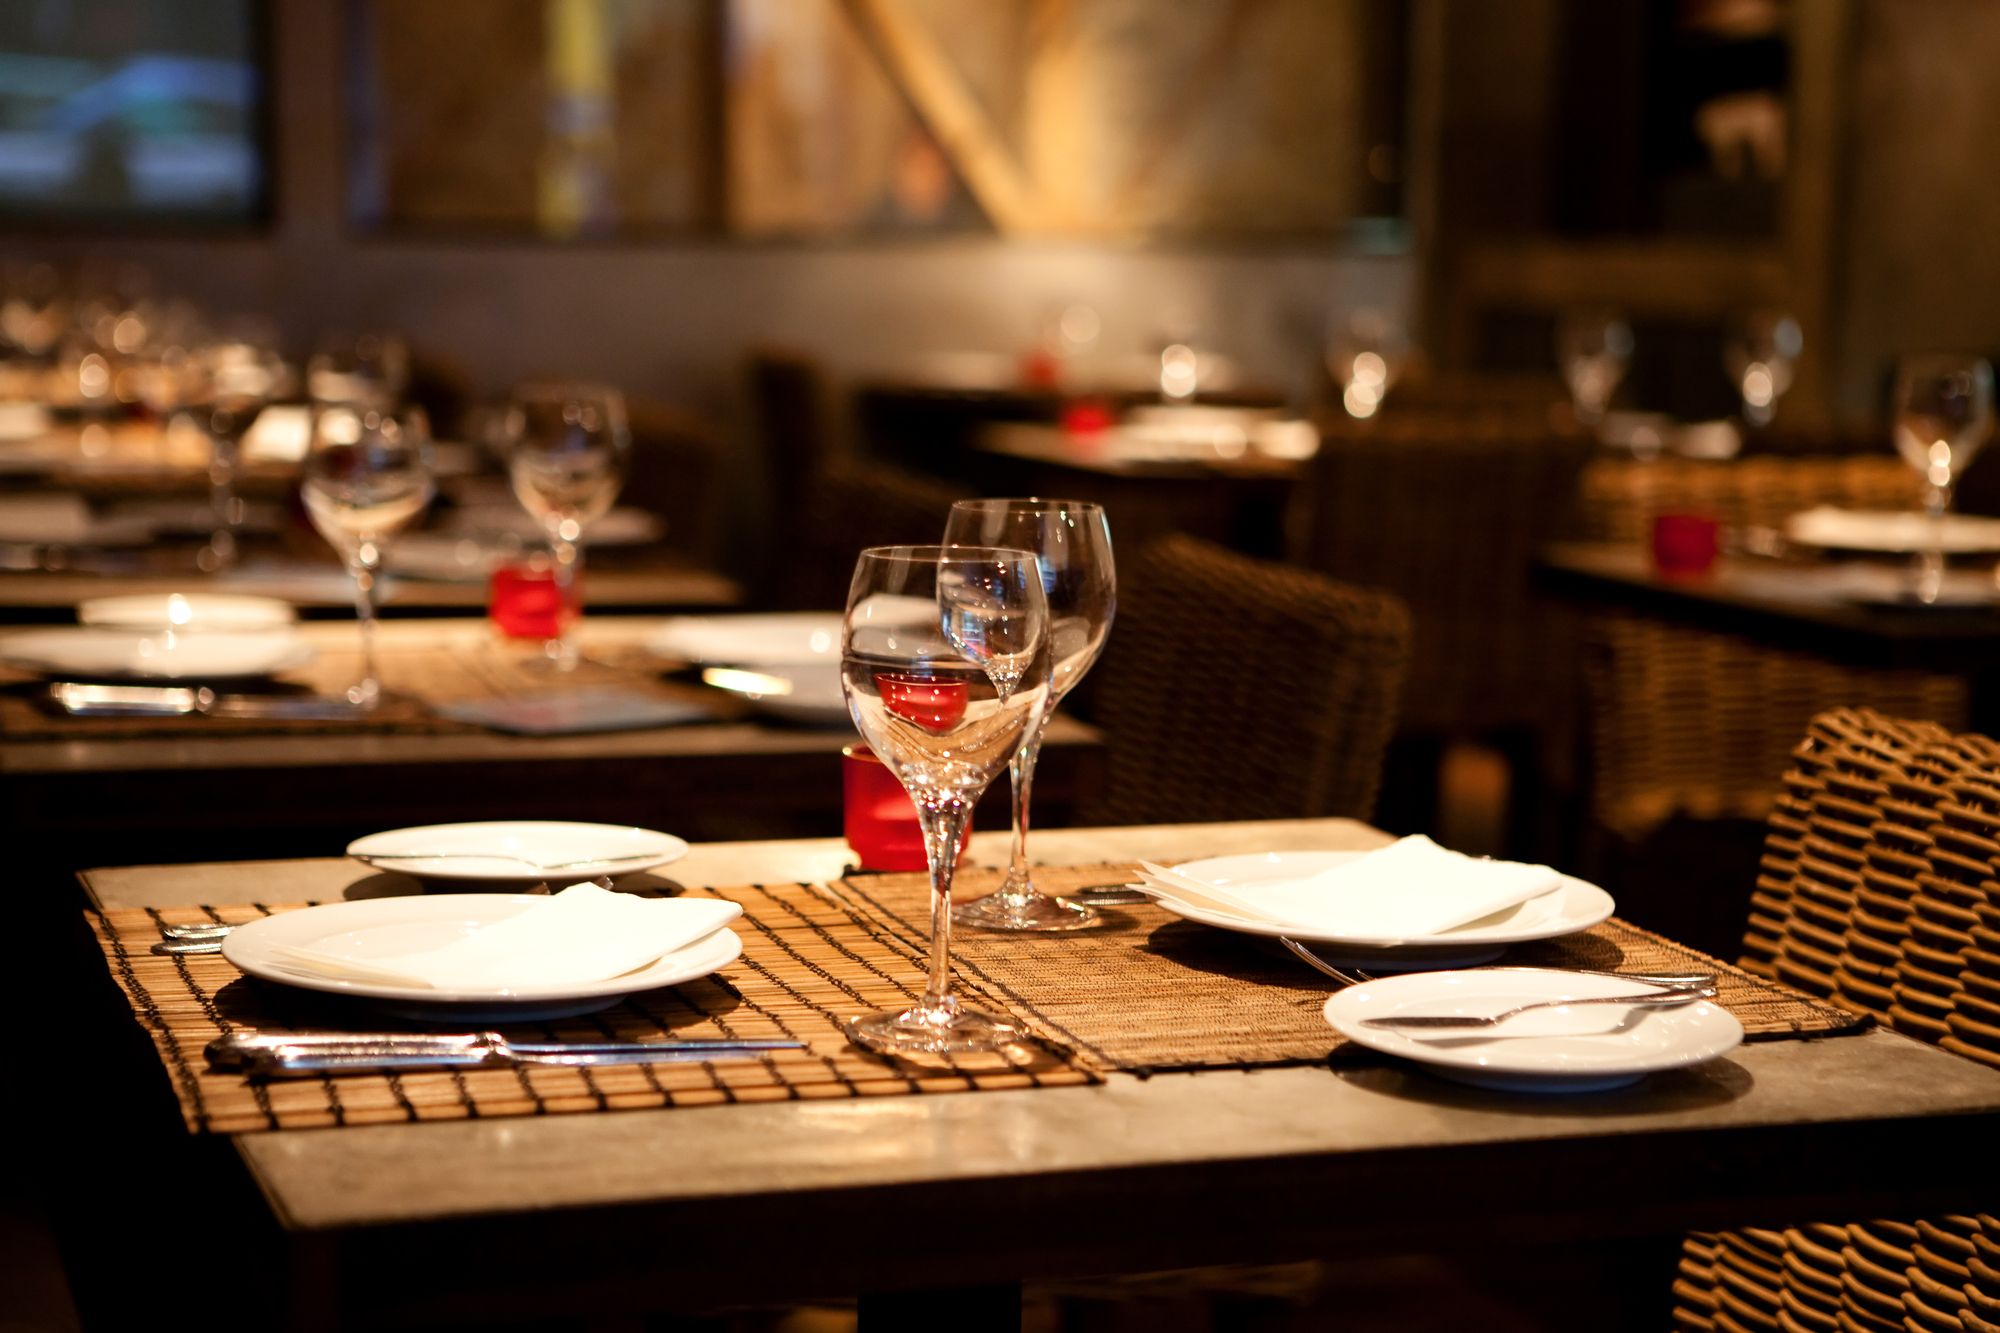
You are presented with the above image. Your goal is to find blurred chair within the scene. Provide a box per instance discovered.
[1082,534,1411,826]
[619,397,727,565]
[780,459,967,610]
[1296,407,1595,845]
[1568,455,1963,952]
[747,347,836,537]
[406,346,473,442]
[1667,706,2000,1333]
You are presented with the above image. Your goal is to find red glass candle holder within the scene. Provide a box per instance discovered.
[842,743,970,872]
[489,560,581,639]
[1651,513,1720,579]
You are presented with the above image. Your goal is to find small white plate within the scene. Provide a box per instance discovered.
[0,626,313,681]
[347,820,690,886]
[78,593,297,631]
[1148,850,1615,968]
[221,895,740,1022]
[648,612,843,668]
[1324,968,1743,1093]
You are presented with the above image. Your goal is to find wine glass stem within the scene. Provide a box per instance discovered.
[914,795,972,1011]
[1000,716,1050,900]
[1917,481,1953,597]
[351,557,382,708]
[204,426,241,571]
[550,529,582,670]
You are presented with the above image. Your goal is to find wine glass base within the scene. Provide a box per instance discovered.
[952,890,1100,933]
[844,1004,1024,1056]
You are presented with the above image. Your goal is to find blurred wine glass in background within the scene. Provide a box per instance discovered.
[506,381,631,670]
[191,324,286,572]
[302,404,434,708]
[1326,307,1408,420]
[1557,307,1633,426]
[1724,310,1802,428]
[1893,353,1993,604]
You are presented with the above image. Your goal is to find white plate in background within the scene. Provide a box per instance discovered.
[0,626,313,681]
[78,593,297,631]
[348,820,690,886]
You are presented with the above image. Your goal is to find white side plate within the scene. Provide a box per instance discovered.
[348,820,690,886]
[0,626,313,681]
[78,593,297,631]
[1324,967,1744,1093]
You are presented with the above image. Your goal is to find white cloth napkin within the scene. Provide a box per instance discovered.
[275,885,742,991]
[1143,835,1561,939]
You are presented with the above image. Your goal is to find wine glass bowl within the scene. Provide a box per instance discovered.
[506,382,630,669]
[1724,310,1802,428]
[302,405,434,709]
[840,545,1050,1056]
[191,330,286,572]
[1893,354,1994,604]
[1556,307,1633,427]
[942,499,1115,933]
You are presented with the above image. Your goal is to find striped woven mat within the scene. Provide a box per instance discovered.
[89,865,1865,1134]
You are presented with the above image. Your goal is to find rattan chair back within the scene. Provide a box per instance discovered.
[1083,534,1411,825]
[781,460,967,610]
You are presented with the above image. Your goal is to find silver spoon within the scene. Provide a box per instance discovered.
[1358,985,1718,1031]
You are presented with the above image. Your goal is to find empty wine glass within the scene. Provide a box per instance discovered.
[191,328,285,572]
[506,382,630,670]
[1557,308,1633,426]
[944,499,1115,932]
[302,404,434,708]
[1725,310,1802,428]
[840,545,1050,1055]
[1326,308,1408,420]
[308,331,410,410]
[1893,354,1993,604]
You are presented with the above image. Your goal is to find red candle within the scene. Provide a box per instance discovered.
[489,563,581,639]
[842,744,970,871]
[1651,513,1720,579]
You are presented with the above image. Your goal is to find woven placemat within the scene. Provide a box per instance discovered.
[3,636,712,740]
[835,865,1872,1076]
[88,877,1092,1134]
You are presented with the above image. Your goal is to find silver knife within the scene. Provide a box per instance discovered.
[48,682,369,721]
[206,1030,805,1077]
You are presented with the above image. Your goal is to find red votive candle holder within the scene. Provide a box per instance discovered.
[1061,398,1113,438]
[842,743,971,872]
[1651,513,1721,579]
[489,559,581,639]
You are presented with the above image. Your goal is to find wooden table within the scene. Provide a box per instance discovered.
[57,818,2000,1330]
[0,617,1103,862]
[1537,540,2000,728]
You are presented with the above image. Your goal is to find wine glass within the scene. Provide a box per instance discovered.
[1326,307,1408,420]
[840,544,1050,1055]
[1556,307,1633,426]
[944,499,1115,932]
[191,328,286,572]
[1724,310,1802,428]
[302,404,434,708]
[1893,354,1994,604]
[506,382,630,670]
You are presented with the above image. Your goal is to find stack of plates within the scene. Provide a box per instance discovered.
[1141,849,1615,970]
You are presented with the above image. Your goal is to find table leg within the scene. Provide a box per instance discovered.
[858,1283,1021,1333]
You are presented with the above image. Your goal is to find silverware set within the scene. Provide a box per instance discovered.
[49,681,369,720]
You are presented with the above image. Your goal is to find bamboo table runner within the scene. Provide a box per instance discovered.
[2,632,716,740]
[85,864,1864,1135]
[838,866,1871,1076]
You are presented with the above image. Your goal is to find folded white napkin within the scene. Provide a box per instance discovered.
[275,885,741,991]
[1143,835,1561,939]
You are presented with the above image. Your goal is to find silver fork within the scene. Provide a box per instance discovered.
[1358,985,1718,1030]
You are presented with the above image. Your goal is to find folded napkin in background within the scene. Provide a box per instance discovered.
[275,885,741,990]
[1143,835,1561,939]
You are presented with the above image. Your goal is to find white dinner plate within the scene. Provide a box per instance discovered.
[221,895,741,1022]
[78,592,297,631]
[1147,850,1615,968]
[1324,968,1744,1093]
[647,612,843,668]
[347,820,690,886]
[1786,507,2000,556]
[0,626,313,681]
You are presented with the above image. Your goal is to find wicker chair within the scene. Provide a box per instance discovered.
[1082,534,1411,826]
[1571,456,1966,845]
[619,397,727,565]
[780,460,967,610]
[1670,706,2000,1333]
